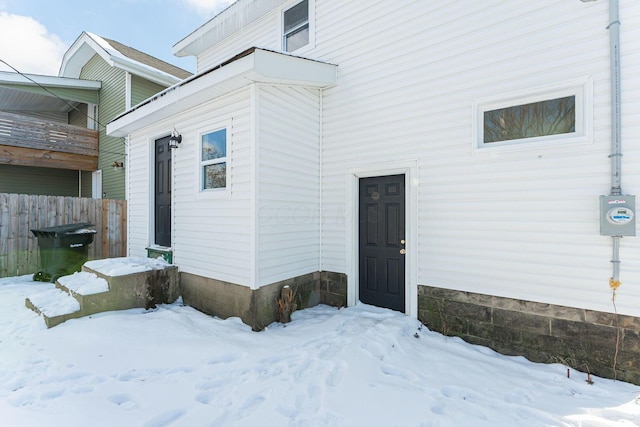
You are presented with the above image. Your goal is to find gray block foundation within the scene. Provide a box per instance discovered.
[418,285,640,385]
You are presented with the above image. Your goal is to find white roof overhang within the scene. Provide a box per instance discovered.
[0,71,101,112]
[107,48,337,137]
[0,71,101,90]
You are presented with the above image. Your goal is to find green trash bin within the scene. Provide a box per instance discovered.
[31,223,96,282]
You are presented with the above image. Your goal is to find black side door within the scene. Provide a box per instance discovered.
[358,174,406,312]
[155,136,172,247]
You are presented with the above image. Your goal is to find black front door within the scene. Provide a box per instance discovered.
[359,174,406,312]
[155,136,172,247]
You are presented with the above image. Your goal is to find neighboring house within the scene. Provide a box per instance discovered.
[108,0,640,383]
[0,32,191,199]
[0,72,100,197]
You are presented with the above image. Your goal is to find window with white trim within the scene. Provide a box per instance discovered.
[473,78,591,151]
[200,128,227,190]
[283,0,309,52]
[483,96,575,144]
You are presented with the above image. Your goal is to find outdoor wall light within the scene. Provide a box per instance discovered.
[169,129,182,149]
[112,161,124,169]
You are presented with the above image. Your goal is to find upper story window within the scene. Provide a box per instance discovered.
[201,128,227,190]
[283,0,309,52]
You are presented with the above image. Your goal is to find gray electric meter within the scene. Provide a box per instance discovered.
[600,195,636,236]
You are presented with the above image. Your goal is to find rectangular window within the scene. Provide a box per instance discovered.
[201,128,227,190]
[483,96,575,144]
[283,0,309,52]
[473,78,591,152]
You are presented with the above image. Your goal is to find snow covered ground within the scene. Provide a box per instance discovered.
[2,273,640,427]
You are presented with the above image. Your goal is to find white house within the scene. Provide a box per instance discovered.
[108,0,640,383]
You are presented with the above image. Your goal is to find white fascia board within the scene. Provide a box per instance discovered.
[60,32,181,86]
[0,71,101,90]
[107,49,337,137]
[59,33,109,78]
[109,56,182,87]
[249,49,337,87]
[107,54,256,137]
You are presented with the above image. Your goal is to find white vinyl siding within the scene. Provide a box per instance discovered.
[311,0,640,316]
[256,84,321,286]
[131,0,640,316]
[126,128,152,259]
[127,87,254,286]
[173,88,254,286]
[197,14,279,73]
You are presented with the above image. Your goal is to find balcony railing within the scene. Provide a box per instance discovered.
[0,110,99,171]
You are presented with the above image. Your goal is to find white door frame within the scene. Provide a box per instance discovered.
[345,159,418,317]
[92,170,102,199]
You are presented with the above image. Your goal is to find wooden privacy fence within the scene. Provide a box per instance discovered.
[0,193,127,278]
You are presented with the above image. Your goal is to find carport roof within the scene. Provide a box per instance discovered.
[0,71,101,114]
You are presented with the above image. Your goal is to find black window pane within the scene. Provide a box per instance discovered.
[484,95,576,143]
[284,0,308,33]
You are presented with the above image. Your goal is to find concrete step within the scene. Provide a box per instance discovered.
[82,258,180,311]
[25,286,82,328]
[55,271,112,315]
[26,257,180,328]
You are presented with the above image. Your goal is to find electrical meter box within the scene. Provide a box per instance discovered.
[600,195,636,236]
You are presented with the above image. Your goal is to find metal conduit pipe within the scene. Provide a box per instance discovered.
[583,0,625,283]
[608,0,623,283]
[608,0,622,197]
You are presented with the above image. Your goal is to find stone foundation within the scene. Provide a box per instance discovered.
[418,285,640,385]
[181,271,347,331]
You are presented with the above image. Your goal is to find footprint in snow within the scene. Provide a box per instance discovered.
[206,352,244,365]
[237,390,269,419]
[40,388,65,400]
[325,361,346,387]
[142,409,186,427]
[108,393,137,410]
[380,363,419,382]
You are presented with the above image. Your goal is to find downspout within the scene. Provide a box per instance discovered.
[608,0,622,284]
[586,0,625,282]
[606,0,625,381]
[608,0,622,197]
[318,89,323,274]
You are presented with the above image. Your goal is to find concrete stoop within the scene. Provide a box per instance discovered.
[25,258,180,328]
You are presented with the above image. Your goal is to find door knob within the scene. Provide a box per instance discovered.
[400,249,406,255]
[401,239,406,244]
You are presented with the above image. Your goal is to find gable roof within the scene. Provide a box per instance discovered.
[100,37,192,80]
[59,32,191,86]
